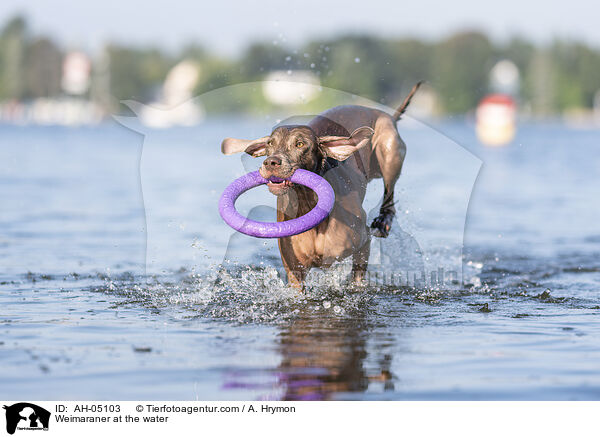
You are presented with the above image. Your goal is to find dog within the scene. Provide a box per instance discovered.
[221,82,422,289]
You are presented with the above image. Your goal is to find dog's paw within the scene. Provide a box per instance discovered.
[370,214,393,238]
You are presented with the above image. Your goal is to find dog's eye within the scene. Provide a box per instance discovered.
[296,141,305,148]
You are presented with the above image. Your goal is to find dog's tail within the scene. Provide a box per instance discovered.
[392,81,424,122]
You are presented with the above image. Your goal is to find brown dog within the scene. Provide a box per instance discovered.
[222,82,422,289]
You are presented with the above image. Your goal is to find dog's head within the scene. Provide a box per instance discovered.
[222,125,373,195]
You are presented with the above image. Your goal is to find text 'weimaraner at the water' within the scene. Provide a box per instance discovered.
[222,82,423,289]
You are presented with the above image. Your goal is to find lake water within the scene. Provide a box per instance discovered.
[1,117,599,400]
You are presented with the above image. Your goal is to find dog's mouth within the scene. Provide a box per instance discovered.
[266,178,293,194]
[267,179,293,187]
[260,166,298,195]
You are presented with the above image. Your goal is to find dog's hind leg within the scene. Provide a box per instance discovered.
[371,120,406,238]
[371,81,420,238]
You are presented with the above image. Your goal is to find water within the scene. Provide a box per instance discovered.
[1,119,599,400]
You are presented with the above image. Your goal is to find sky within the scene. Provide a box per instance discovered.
[0,0,597,55]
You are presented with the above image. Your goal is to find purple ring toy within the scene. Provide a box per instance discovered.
[219,169,335,238]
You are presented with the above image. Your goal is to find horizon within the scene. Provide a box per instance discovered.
[1,0,599,55]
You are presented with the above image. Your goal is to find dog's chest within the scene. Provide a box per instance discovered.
[286,217,362,267]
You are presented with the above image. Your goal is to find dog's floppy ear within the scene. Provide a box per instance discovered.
[319,127,374,161]
[221,136,270,157]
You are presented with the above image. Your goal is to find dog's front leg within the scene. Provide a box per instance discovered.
[278,237,308,291]
[352,238,371,284]
[285,266,307,291]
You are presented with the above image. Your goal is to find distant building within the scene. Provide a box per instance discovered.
[61,51,91,95]
[489,60,520,96]
[134,60,204,128]
[262,71,320,106]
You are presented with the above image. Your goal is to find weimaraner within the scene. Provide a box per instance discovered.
[222,82,422,289]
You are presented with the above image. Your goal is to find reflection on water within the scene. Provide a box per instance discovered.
[277,309,373,400]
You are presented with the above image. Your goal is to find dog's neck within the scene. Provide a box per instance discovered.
[276,155,336,221]
[276,184,318,220]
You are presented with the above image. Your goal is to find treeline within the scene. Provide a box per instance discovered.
[1,15,600,115]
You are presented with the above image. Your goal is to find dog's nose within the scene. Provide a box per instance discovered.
[264,156,282,168]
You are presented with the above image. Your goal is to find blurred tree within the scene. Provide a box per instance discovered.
[0,15,27,99]
[305,35,387,100]
[23,37,62,98]
[2,15,600,117]
[106,45,173,101]
[432,31,493,113]
[526,49,556,116]
[238,42,289,80]
[385,39,433,104]
[500,37,535,101]
[182,43,238,95]
[551,40,600,111]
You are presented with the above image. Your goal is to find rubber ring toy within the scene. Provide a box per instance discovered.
[219,169,335,238]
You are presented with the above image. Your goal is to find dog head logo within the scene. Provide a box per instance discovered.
[3,403,50,435]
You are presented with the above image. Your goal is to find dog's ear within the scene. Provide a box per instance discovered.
[221,136,270,157]
[318,127,374,161]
